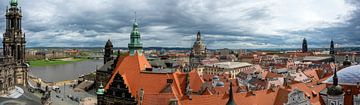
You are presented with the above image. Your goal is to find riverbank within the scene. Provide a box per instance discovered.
[28,58,90,67]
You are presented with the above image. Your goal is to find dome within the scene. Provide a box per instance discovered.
[327,85,343,96]
[325,65,360,85]
[212,76,220,81]
[216,82,224,87]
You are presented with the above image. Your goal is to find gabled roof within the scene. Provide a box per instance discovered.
[104,52,205,105]
[262,71,283,79]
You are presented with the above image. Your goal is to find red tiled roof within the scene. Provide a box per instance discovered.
[262,71,283,79]
[303,69,320,81]
[104,52,205,105]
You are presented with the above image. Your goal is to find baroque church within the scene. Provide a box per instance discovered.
[189,31,207,68]
[0,0,28,95]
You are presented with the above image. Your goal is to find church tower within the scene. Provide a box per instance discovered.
[322,68,344,105]
[190,31,207,68]
[104,39,113,64]
[128,18,143,56]
[3,0,27,86]
[330,40,335,55]
[302,38,308,53]
[330,40,335,62]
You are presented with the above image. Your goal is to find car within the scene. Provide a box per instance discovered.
[74,97,80,102]
[56,95,61,98]
[52,86,60,91]
[67,95,72,99]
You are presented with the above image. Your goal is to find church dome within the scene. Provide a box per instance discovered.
[324,65,360,85]
[213,75,220,81]
[216,82,225,87]
[326,85,343,96]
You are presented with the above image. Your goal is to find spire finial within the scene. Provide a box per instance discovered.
[226,82,236,105]
[333,66,338,86]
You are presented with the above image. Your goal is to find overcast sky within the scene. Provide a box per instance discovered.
[0,0,359,49]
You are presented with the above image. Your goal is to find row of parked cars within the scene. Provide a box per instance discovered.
[55,94,81,103]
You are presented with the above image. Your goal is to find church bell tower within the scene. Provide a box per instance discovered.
[3,0,28,86]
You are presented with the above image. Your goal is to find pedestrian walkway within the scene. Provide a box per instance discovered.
[5,86,24,98]
[0,86,24,98]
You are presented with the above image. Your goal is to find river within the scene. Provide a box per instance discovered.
[29,60,103,82]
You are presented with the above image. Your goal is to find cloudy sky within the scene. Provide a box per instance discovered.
[0,0,359,49]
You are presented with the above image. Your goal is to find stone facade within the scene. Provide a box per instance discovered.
[321,94,344,105]
[0,0,28,95]
[353,94,360,105]
[203,62,253,79]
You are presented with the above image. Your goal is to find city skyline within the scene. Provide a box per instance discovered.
[0,0,359,49]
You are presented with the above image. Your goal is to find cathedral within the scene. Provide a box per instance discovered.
[0,0,28,95]
[190,31,207,68]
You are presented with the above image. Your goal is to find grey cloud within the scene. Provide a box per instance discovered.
[0,0,358,48]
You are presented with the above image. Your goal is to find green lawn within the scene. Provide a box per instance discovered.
[28,58,89,67]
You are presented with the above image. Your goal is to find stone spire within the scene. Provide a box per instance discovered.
[128,14,143,56]
[333,68,338,86]
[104,39,113,64]
[326,67,343,96]
[196,31,201,41]
[302,38,308,53]
[330,39,335,55]
[226,82,236,105]
[4,0,28,87]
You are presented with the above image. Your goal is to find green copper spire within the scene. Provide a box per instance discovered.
[10,0,18,6]
[128,14,143,56]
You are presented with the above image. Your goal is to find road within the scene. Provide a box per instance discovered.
[50,84,96,105]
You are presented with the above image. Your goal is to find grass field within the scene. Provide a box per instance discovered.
[29,58,89,67]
